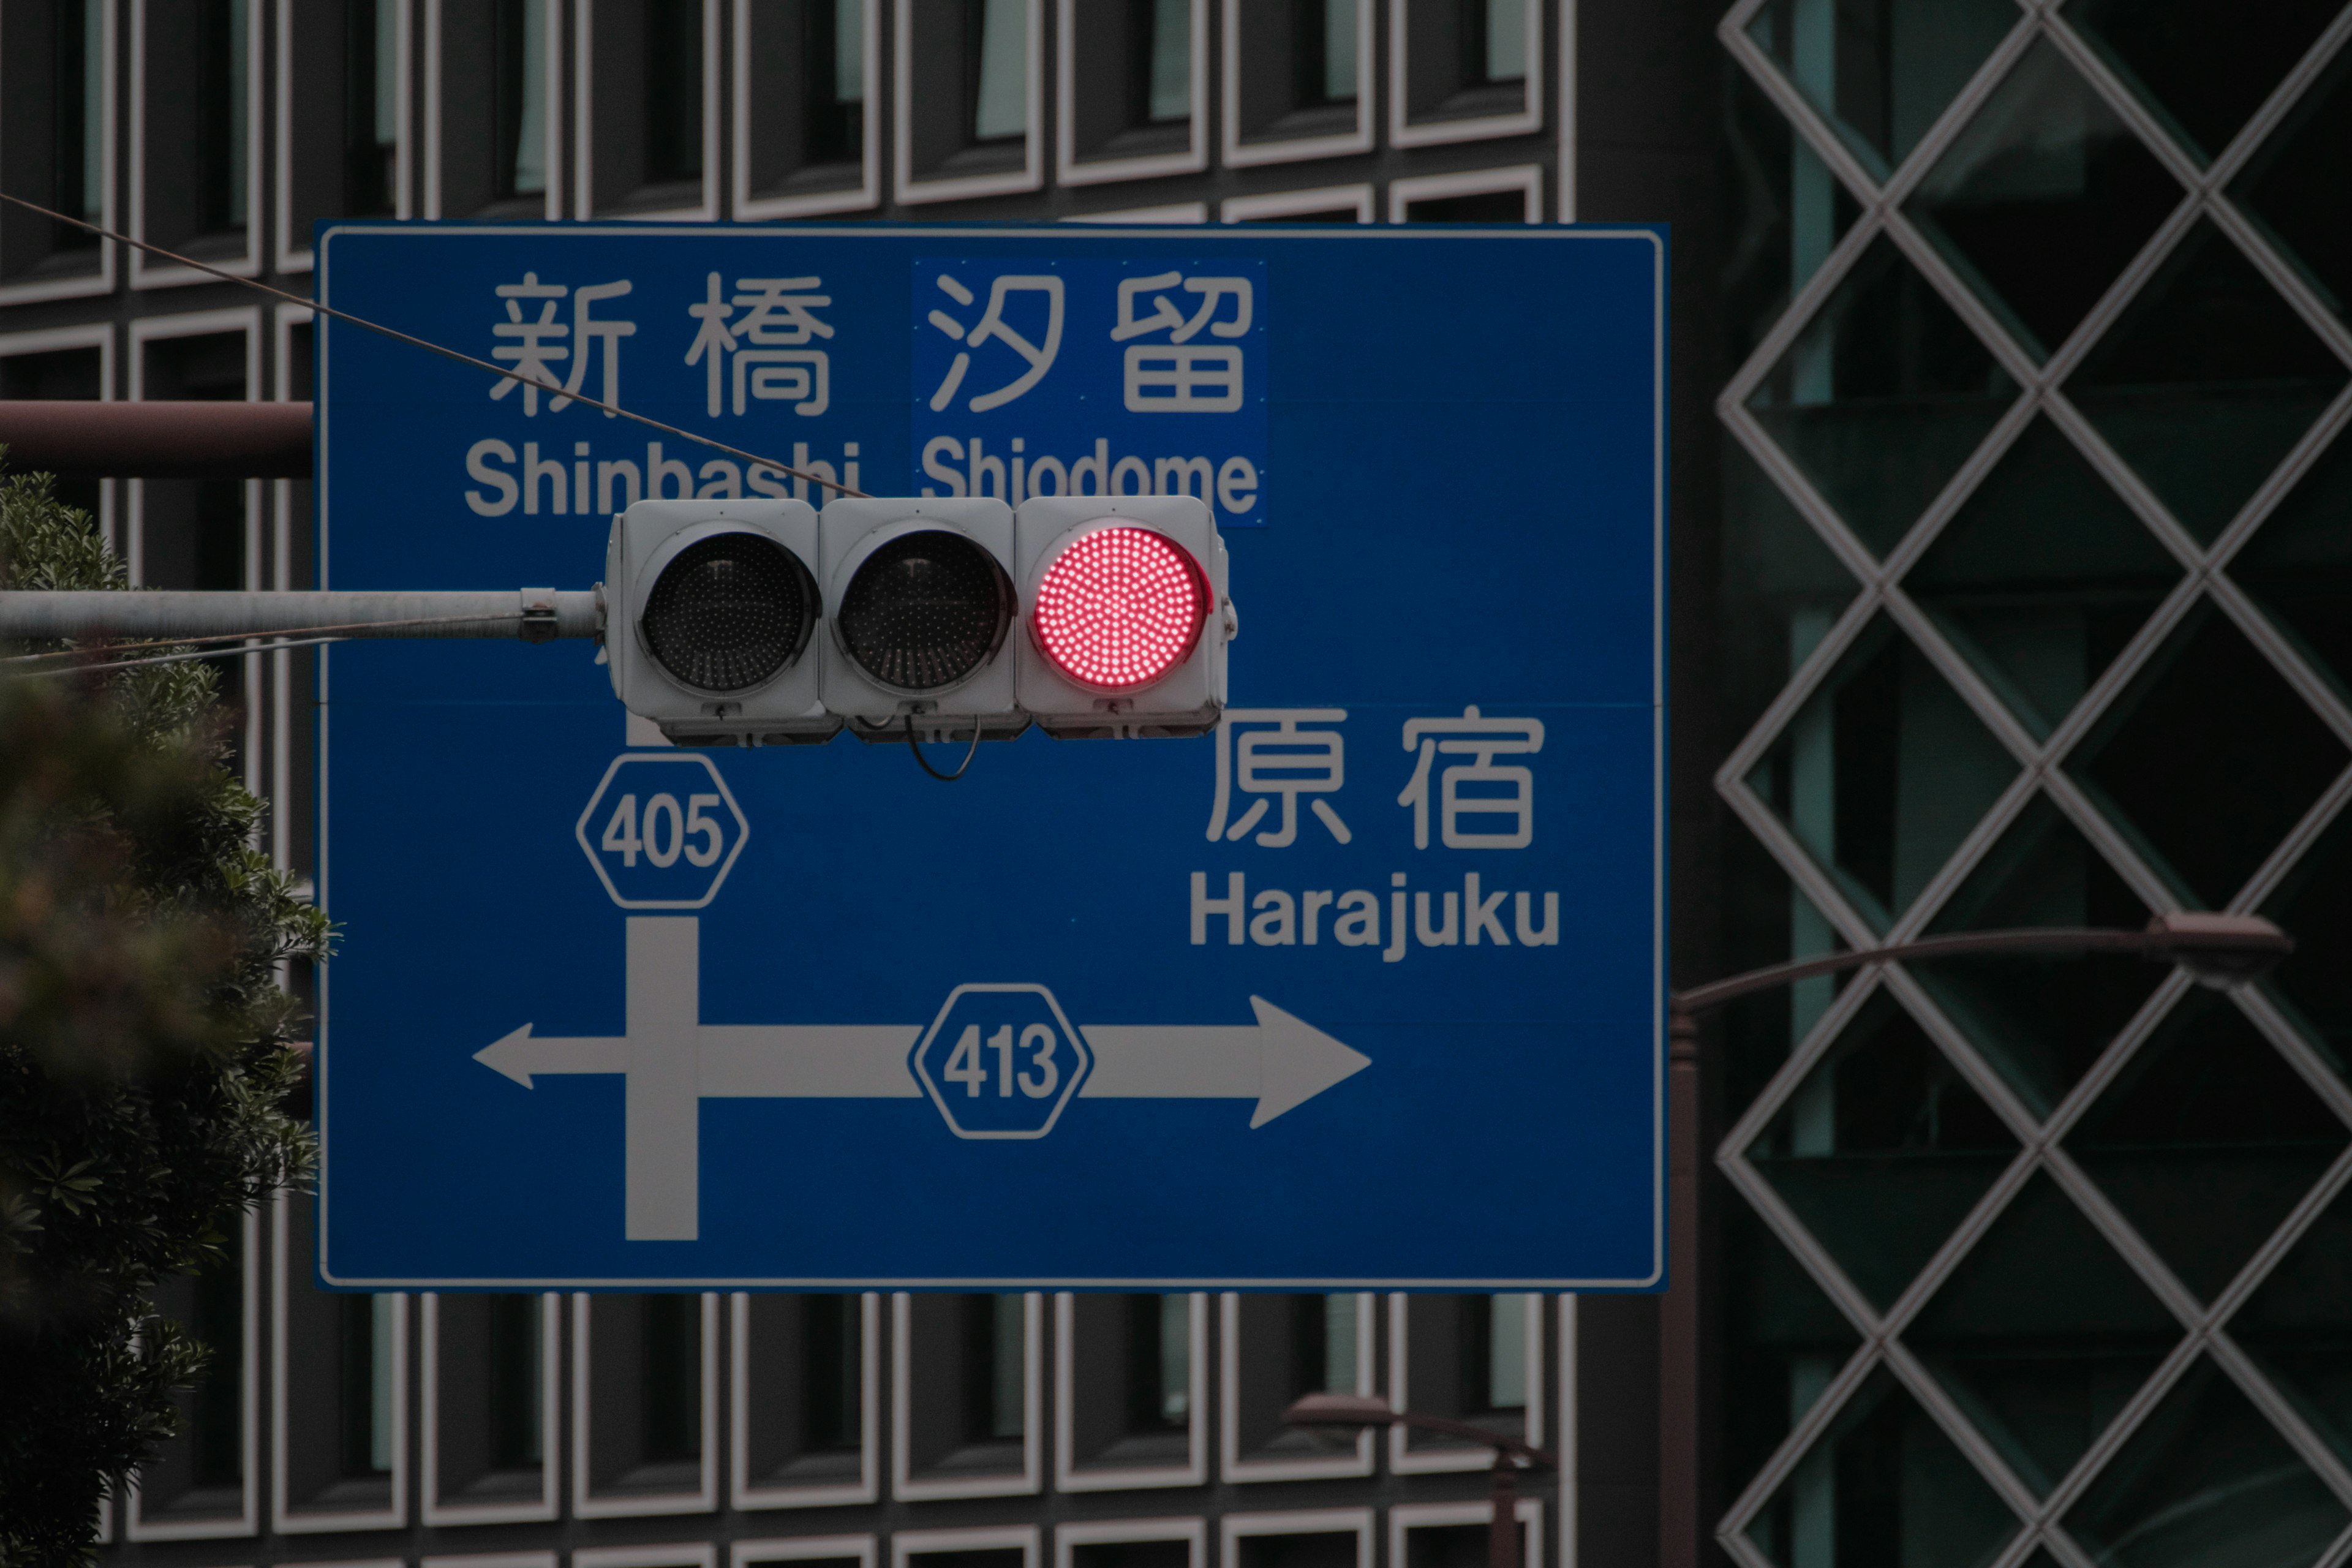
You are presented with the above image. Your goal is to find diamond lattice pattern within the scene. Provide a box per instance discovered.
[1717,0,2352,1559]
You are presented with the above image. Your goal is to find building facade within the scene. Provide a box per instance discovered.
[0,4,1605,1568]
[5,0,2350,1566]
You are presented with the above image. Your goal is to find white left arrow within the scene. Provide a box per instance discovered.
[472,918,1371,1242]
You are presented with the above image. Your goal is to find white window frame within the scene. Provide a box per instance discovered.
[729,1291,881,1509]
[270,303,310,881]
[0,0,118,304]
[1221,1509,1373,1568]
[419,1291,562,1525]
[271,1193,410,1534]
[126,306,261,590]
[731,0,881,217]
[1058,1517,1208,1568]
[0,322,116,546]
[1387,164,1544,222]
[1385,1292,1544,1475]
[578,1546,722,1568]
[1388,0,1544,148]
[573,0,720,219]
[1557,1295,1578,1568]
[1066,203,1207,223]
[735,1532,880,1568]
[892,0,1042,205]
[571,1292,722,1518]
[1221,184,1374,223]
[895,1526,1040,1568]
[1053,1292,1208,1491]
[124,1206,260,1540]
[1389,1501,1545,1568]
[1218,1292,1376,1482]
[424,0,564,218]
[1556,0,1574,221]
[891,1291,1044,1500]
[276,0,412,273]
[1219,0,1373,168]
[130,0,263,288]
[1055,0,1207,186]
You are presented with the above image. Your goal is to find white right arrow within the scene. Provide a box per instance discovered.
[1080,998,1373,1128]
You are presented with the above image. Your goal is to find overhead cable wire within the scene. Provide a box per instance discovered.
[0,189,870,498]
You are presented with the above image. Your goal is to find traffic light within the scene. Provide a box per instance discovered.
[602,494,1232,748]
[1013,494,1229,737]
[816,496,1026,742]
[603,497,840,745]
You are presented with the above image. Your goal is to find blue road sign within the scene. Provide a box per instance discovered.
[314,222,1667,1290]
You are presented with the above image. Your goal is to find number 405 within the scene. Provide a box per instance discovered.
[600,793,726,869]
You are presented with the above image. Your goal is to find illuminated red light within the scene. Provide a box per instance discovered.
[1031,526,1206,691]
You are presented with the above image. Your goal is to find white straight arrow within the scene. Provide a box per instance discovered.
[471,918,1371,1241]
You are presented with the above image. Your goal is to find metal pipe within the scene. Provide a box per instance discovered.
[0,589,602,642]
[1489,1451,1521,1568]
[0,400,312,479]
[1661,1000,1702,1568]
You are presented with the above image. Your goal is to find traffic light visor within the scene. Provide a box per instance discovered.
[638,529,818,695]
[834,527,1013,693]
[1030,524,1208,692]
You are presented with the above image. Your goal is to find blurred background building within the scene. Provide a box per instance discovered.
[1,1,2347,1565]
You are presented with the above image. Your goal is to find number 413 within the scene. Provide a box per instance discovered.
[942,1023,1061,1099]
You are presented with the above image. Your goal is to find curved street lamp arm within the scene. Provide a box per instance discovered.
[1380,1412,1555,1470]
[1670,915,2291,1015]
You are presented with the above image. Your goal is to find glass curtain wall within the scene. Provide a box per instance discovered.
[1717,1,2352,1564]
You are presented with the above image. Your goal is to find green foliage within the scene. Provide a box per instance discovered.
[0,462,333,1566]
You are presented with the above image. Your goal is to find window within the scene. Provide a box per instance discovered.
[1058,1522,1205,1568]
[0,334,108,522]
[1058,0,1202,183]
[337,1295,399,1479]
[424,1292,557,1522]
[271,1189,407,1530]
[733,1294,875,1507]
[127,1219,252,1534]
[279,0,405,270]
[1389,166,1540,221]
[894,1292,1039,1498]
[1389,1294,1539,1472]
[0,0,111,295]
[429,0,552,216]
[1221,1294,1374,1480]
[578,0,715,216]
[1222,1512,1373,1568]
[895,0,1038,201]
[964,1293,1025,1441]
[1223,0,1370,165]
[128,317,257,742]
[135,0,258,278]
[573,1292,718,1515]
[1057,1293,1205,1488]
[735,0,874,215]
[1390,0,1539,146]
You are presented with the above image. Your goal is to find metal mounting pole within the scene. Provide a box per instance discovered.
[1489,1449,1521,1568]
[0,589,603,643]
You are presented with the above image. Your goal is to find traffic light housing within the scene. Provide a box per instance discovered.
[817,496,1025,744]
[601,494,1233,748]
[1013,494,1229,737]
[603,498,840,745]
